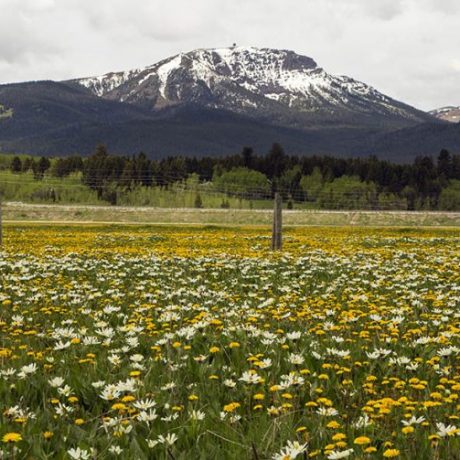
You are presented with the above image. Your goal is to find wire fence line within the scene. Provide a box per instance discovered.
[2,148,457,212]
[1,176,459,229]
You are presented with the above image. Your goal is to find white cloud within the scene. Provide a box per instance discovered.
[0,0,458,110]
[451,59,460,72]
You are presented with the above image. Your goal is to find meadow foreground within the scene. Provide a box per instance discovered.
[1,225,460,459]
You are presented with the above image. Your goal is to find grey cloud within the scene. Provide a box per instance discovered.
[419,0,460,14]
[358,0,405,20]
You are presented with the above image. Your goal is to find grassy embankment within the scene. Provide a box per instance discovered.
[3,202,460,226]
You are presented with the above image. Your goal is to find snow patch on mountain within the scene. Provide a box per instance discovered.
[77,69,142,97]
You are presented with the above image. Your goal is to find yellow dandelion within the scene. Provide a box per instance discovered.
[326,420,341,429]
[332,433,347,441]
[223,402,240,412]
[383,449,400,458]
[354,436,371,445]
[3,432,22,443]
[111,403,126,411]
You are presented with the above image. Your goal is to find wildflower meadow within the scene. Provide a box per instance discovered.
[1,224,460,459]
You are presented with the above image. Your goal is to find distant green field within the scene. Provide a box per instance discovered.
[0,104,13,119]
[0,170,280,209]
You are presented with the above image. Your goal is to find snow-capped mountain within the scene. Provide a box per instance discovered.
[430,106,460,123]
[72,46,432,129]
[3,46,454,159]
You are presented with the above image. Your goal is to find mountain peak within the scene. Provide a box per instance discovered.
[71,46,433,129]
[189,45,318,66]
[76,46,319,99]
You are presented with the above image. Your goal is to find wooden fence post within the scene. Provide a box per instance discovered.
[0,191,2,247]
[271,192,282,250]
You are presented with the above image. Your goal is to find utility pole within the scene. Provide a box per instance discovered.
[271,192,282,250]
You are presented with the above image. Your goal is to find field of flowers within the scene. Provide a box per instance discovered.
[1,224,460,459]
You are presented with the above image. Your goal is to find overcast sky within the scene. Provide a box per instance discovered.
[0,0,459,111]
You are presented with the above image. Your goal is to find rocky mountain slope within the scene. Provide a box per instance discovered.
[430,106,460,123]
[72,47,433,129]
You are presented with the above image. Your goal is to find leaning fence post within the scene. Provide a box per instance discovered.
[271,192,282,250]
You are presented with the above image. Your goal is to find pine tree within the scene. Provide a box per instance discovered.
[241,147,254,169]
[10,156,22,173]
[437,149,452,181]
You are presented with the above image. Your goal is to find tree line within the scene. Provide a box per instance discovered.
[7,143,460,210]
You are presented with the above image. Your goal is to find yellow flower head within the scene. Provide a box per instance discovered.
[402,426,414,435]
[383,449,400,458]
[2,432,22,443]
[223,402,240,413]
[354,436,371,445]
[332,433,347,441]
[326,421,341,429]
